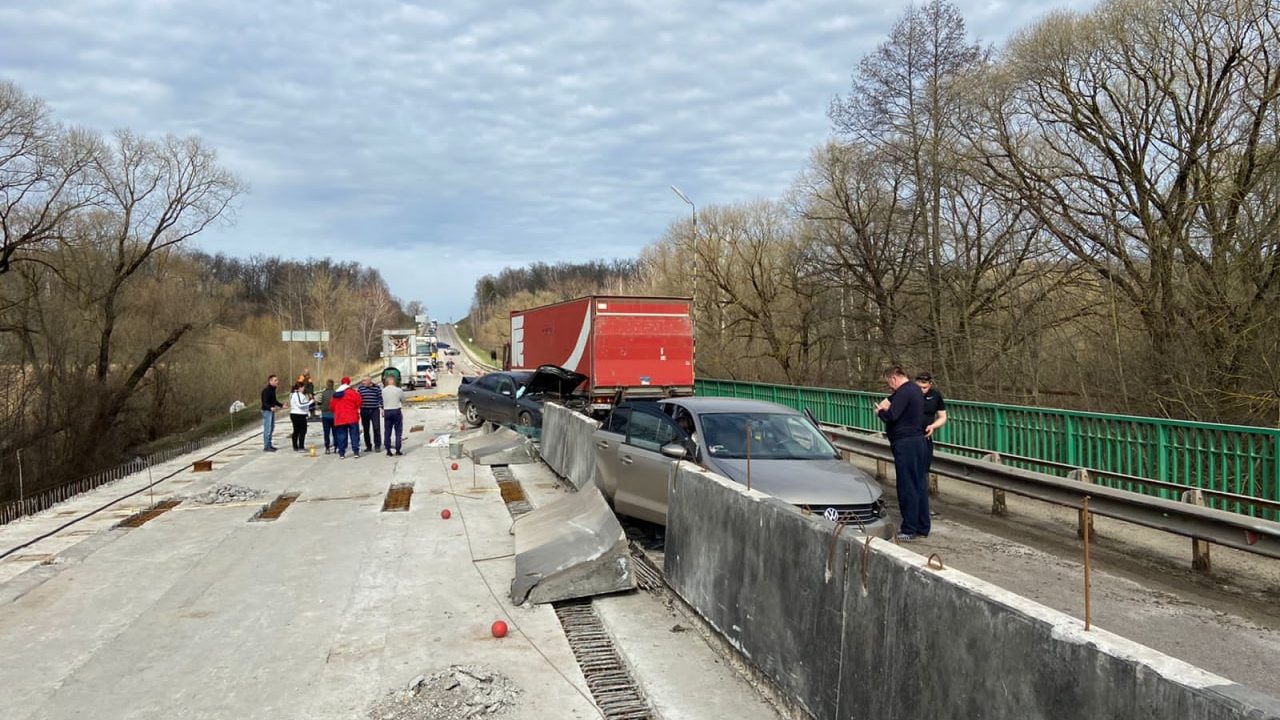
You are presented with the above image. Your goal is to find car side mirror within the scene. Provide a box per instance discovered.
[660,442,687,460]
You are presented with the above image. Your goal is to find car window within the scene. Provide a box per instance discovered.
[699,412,838,459]
[476,375,497,391]
[626,410,679,452]
[603,408,631,435]
[496,376,515,396]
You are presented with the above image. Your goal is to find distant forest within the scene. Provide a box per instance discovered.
[0,79,412,500]
[469,0,1280,427]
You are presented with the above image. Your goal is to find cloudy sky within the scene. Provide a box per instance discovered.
[0,0,1091,320]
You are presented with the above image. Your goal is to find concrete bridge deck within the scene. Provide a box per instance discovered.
[0,397,778,720]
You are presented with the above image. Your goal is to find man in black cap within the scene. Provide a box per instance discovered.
[916,372,947,516]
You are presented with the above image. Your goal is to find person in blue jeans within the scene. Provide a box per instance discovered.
[381,375,405,456]
[875,366,930,540]
[318,379,336,453]
[260,374,282,451]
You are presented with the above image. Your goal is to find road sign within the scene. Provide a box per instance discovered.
[281,330,330,342]
[313,351,324,359]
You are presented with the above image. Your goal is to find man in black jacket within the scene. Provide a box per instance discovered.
[261,375,283,451]
[875,366,930,540]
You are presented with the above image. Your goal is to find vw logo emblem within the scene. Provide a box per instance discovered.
[823,507,840,522]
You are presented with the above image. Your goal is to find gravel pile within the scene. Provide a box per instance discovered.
[369,665,520,720]
[187,484,266,505]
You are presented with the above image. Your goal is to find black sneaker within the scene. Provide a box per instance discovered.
[265,447,278,452]
[386,451,393,457]
[394,450,403,456]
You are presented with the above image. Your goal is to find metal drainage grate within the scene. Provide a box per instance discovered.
[251,493,299,522]
[381,483,414,512]
[554,599,653,720]
[629,547,665,592]
[491,466,532,517]
[116,499,182,528]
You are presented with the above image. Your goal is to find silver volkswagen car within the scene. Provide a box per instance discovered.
[592,397,892,535]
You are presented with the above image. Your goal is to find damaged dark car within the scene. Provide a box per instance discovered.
[458,365,588,428]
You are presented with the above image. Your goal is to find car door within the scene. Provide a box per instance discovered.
[468,375,498,418]
[489,375,519,423]
[592,407,631,500]
[614,408,684,525]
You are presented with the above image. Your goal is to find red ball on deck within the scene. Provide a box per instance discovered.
[441,508,452,520]
[491,620,508,638]
[451,462,459,471]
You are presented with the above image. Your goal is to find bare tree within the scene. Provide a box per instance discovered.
[0,80,99,275]
[830,0,987,380]
[972,0,1280,417]
[794,142,919,371]
[78,131,244,425]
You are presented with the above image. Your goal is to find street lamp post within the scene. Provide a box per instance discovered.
[670,185,697,319]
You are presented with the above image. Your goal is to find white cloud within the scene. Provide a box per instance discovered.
[0,0,1098,318]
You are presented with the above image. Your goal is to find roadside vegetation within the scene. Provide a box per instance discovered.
[0,81,415,502]
[467,0,1280,427]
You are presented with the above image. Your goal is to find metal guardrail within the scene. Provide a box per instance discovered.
[697,378,1280,521]
[824,426,1280,561]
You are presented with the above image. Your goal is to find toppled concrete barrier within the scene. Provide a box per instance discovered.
[452,426,537,465]
[539,403,601,490]
[472,438,538,466]
[509,485,634,605]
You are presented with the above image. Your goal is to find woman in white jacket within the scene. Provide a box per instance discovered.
[288,381,313,452]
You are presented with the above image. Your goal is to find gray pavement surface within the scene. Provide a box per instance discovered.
[1,373,783,720]
[0,400,599,720]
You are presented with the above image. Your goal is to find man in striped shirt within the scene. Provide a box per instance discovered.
[357,375,383,452]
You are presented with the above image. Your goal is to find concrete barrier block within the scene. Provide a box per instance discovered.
[509,484,634,605]
[540,403,602,490]
[664,464,1280,720]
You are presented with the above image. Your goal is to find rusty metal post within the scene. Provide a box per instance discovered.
[875,459,888,482]
[1182,489,1212,572]
[983,452,1007,516]
[1082,496,1093,631]
[928,473,939,497]
[1069,469,1095,540]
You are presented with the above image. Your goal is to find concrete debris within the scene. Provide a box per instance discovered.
[187,484,266,505]
[369,664,520,720]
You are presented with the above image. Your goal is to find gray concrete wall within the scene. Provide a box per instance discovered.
[539,403,600,490]
[663,464,1280,720]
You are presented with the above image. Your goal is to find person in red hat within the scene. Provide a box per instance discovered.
[331,376,363,458]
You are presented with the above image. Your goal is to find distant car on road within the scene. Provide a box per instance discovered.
[457,365,588,427]
[592,398,891,534]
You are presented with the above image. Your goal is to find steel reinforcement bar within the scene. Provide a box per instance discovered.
[824,426,1280,560]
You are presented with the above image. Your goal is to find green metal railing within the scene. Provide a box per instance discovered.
[695,379,1280,521]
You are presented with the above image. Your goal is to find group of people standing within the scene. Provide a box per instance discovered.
[260,372,407,458]
[875,368,947,542]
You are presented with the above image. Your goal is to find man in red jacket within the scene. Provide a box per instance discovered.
[331,376,363,459]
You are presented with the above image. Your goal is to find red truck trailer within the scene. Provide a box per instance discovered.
[507,295,694,412]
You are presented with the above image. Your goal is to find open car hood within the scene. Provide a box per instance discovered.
[524,364,587,397]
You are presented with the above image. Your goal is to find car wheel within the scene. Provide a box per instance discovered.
[464,402,483,427]
[517,410,533,427]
